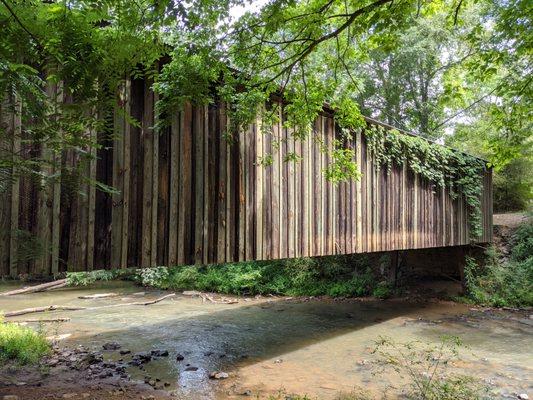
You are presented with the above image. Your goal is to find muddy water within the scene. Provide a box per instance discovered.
[1,281,531,399]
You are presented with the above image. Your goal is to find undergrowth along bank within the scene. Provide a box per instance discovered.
[463,219,532,308]
[67,254,393,299]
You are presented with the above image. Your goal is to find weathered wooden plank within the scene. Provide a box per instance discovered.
[86,114,97,271]
[141,79,154,267]
[255,113,264,260]
[372,156,378,252]
[9,97,21,277]
[157,111,170,265]
[0,100,12,276]
[294,136,302,257]
[300,133,309,257]
[413,174,419,248]
[355,131,363,253]
[245,121,255,261]
[50,84,64,275]
[270,108,281,260]
[111,79,131,269]
[316,116,324,255]
[225,111,235,262]
[367,143,373,252]
[287,131,295,259]
[216,104,227,263]
[327,118,335,255]
[193,105,205,263]
[348,137,355,254]
[150,90,159,266]
[0,96,21,277]
[178,103,193,264]
[34,82,58,275]
[168,111,180,265]
[263,118,272,260]
[202,106,210,264]
[237,113,246,261]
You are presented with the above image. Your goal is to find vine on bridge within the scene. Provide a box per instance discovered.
[363,124,486,240]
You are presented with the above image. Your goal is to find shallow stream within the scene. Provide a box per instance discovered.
[0,281,531,399]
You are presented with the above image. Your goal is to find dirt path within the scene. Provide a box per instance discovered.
[493,212,529,228]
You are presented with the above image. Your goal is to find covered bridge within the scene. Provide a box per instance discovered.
[0,80,493,277]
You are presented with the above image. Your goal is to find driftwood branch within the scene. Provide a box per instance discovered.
[200,293,238,304]
[4,305,86,317]
[94,293,176,307]
[78,293,119,299]
[183,290,238,304]
[0,279,67,296]
[10,317,71,323]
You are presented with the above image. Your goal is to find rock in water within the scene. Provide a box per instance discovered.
[176,353,185,361]
[209,371,229,380]
[133,352,152,363]
[151,349,169,357]
[518,395,529,400]
[102,342,121,350]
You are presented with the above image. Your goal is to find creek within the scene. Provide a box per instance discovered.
[0,281,531,399]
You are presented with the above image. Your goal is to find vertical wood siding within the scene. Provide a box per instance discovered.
[0,90,493,276]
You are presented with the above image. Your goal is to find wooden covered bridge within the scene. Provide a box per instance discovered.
[0,80,493,277]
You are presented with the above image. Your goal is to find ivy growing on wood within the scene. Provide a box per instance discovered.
[364,124,486,240]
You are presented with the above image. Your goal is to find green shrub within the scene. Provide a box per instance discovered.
[372,281,393,299]
[152,255,381,298]
[0,318,50,364]
[65,254,391,298]
[510,220,533,262]
[464,220,533,308]
[67,268,133,286]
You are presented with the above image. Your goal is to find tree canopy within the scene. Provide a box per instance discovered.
[1,0,531,204]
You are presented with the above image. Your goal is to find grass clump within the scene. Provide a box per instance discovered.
[464,220,533,308]
[0,317,50,364]
[371,336,491,400]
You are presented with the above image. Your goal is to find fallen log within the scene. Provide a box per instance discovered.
[4,305,86,317]
[3,293,176,317]
[133,293,175,305]
[92,293,176,308]
[0,279,68,296]
[10,317,71,323]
